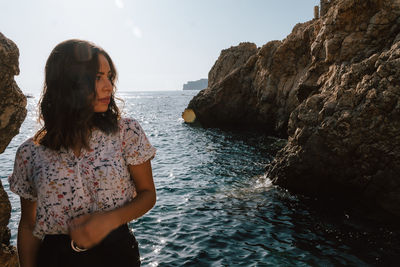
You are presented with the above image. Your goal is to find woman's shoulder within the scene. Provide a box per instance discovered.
[17,138,37,152]
[119,117,139,124]
[118,117,142,131]
[14,137,42,163]
[117,117,149,142]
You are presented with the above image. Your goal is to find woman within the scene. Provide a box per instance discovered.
[9,39,156,267]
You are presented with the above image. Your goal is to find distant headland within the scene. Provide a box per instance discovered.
[182,78,208,90]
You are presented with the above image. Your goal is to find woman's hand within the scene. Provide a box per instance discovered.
[68,212,117,249]
[68,159,156,249]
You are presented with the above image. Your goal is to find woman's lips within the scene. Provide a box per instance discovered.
[98,97,110,104]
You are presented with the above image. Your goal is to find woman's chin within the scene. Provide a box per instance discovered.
[94,108,108,113]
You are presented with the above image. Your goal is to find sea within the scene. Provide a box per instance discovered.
[1,90,399,266]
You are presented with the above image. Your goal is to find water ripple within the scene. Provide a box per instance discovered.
[1,91,399,266]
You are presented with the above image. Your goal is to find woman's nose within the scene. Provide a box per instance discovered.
[103,78,112,91]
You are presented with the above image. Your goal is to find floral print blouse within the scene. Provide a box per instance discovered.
[9,118,156,239]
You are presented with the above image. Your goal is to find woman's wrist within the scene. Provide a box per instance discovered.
[106,209,125,230]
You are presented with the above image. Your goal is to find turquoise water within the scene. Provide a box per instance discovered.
[1,90,399,266]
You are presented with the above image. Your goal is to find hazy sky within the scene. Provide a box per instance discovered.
[1,0,319,94]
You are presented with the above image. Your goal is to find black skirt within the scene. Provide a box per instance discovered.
[36,224,140,267]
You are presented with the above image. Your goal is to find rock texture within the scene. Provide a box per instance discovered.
[187,42,272,132]
[0,33,26,153]
[0,32,27,266]
[186,0,400,217]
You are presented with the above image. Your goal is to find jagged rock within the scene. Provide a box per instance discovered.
[186,0,400,217]
[207,42,258,89]
[187,42,266,131]
[0,33,26,153]
[187,23,319,136]
[0,241,18,267]
[268,0,400,217]
[0,32,27,266]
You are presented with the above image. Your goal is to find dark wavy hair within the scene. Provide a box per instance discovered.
[34,39,120,151]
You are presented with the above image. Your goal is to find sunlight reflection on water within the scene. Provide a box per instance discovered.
[1,91,399,266]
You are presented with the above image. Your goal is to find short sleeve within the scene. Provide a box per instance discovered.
[8,140,37,201]
[121,118,156,166]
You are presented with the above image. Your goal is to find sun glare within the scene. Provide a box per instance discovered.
[114,0,124,9]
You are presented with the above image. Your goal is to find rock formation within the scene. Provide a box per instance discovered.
[183,79,208,91]
[320,0,333,17]
[185,0,400,217]
[0,32,27,266]
[187,42,269,132]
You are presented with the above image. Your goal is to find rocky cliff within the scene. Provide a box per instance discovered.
[0,32,27,266]
[186,0,400,217]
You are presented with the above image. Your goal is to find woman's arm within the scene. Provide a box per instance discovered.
[18,198,41,267]
[110,159,157,224]
[69,160,156,248]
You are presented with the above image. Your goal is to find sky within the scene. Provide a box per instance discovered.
[1,0,320,94]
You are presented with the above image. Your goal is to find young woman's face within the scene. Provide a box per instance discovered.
[93,53,113,113]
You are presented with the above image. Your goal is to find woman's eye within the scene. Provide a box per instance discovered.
[96,76,101,81]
